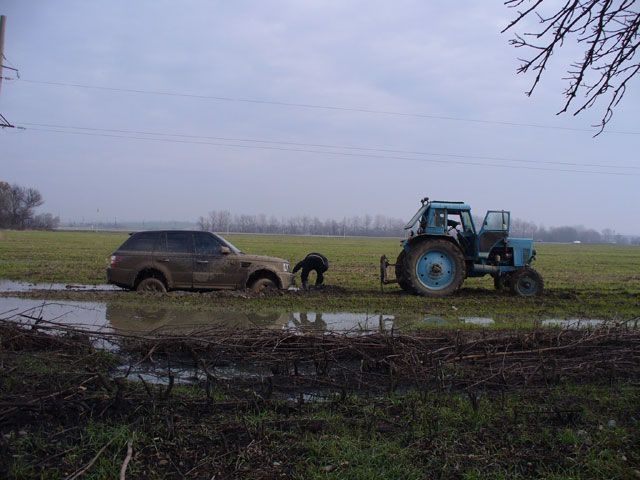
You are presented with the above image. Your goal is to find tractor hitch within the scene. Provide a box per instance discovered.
[379,255,398,292]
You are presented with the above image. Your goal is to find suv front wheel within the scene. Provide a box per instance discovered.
[250,277,277,293]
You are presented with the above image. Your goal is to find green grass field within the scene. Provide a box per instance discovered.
[1,229,639,321]
[2,231,640,479]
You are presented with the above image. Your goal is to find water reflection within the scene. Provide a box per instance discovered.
[541,318,605,329]
[2,296,635,334]
[285,312,394,334]
[0,280,121,293]
[106,304,288,333]
[0,297,397,334]
[0,297,109,332]
[459,317,495,326]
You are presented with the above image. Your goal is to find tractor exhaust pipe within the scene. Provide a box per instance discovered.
[471,264,500,274]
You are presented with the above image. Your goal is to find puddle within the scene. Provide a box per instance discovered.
[541,318,616,330]
[284,312,395,334]
[421,316,449,326]
[0,297,397,334]
[0,279,121,293]
[459,316,495,326]
[4,296,636,393]
[0,297,111,331]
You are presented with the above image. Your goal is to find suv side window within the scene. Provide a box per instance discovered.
[120,231,161,251]
[194,232,222,255]
[162,232,193,253]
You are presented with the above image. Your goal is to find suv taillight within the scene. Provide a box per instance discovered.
[110,255,120,267]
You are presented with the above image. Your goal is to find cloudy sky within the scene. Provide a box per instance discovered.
[1,1,639,234]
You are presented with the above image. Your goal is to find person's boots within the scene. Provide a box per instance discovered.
[302,280,309,291]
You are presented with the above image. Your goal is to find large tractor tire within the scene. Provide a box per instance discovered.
[395,250,416,294]
[510,267,543,297]
[405,239,465,297]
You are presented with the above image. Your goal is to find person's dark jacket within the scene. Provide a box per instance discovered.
[292,253,329,274]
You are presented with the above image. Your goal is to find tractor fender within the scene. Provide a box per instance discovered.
[405,234,463,253]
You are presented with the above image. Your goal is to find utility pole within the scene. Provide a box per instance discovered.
[0,15,6,97]
[0,14,14,128]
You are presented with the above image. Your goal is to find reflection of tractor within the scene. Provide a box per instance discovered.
[381,197,543,297]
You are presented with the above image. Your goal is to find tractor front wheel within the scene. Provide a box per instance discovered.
[510,268,543,297]
[405,239,465,297]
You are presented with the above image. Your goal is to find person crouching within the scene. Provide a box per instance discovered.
[292,253,329,290]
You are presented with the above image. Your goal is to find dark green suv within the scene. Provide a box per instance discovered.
[107,230,293,293]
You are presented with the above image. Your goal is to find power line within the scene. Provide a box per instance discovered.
[18,78,640,135]
[20,125,639,177]
[17,122,640,171]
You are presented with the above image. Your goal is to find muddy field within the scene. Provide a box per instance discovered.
[1,232,640,478]
[2,319,640,479]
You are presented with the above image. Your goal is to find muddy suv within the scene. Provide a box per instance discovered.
[107,230,294,293]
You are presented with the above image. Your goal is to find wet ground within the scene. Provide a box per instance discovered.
[1,279,636,335]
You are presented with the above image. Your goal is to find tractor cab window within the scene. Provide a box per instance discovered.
[460,211,475,233]
[434,209,446,228]
[482,211,510,232]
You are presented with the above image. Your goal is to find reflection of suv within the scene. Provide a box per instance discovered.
[106,230,294,293]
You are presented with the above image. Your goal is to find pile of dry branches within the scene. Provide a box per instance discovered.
[2,318,639,409]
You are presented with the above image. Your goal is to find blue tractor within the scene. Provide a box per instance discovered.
[380,197,543,297]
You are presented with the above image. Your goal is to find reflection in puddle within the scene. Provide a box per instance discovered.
[459,317,495,326]
[541,318,606,329]
[0,297,109,331]
[0,279,121,292]
[2,296,636,335]
[285,312,394,334]
[421,316,449,326]
[0,297,397,334]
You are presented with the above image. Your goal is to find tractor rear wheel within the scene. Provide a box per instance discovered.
[510,267,543,297]
[405,239,465,297]
[395,250,415,294]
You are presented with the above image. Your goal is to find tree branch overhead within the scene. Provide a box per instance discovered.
[504,0,640,133]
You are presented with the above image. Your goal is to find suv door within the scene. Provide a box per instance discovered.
[154,231,194,289]
[193,232,244,289]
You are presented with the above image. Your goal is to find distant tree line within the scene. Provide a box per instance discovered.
[509,219,640,246]
[199,209,639,245]
[198,210,405,237]
[0,181,59,230]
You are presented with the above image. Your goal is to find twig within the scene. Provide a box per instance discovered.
[65,437,117,480]
[119,437,134,480]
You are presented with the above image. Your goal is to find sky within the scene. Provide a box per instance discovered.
[1,1,639,234]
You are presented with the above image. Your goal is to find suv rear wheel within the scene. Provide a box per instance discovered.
[137,277,167,293]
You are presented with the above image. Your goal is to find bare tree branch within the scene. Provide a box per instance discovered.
[504,0,640,134]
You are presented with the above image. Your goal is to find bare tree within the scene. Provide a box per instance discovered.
[503,0,640,132]
[0,181,44,229]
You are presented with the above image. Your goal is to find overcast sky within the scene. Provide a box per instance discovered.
[1,1,639,234]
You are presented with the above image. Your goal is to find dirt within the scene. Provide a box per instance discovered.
[2,320,639,479]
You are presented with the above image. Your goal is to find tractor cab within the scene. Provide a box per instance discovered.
[404,199,476,256]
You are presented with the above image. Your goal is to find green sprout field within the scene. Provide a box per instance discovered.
[1,230,639,479]
[0,229,638,322]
